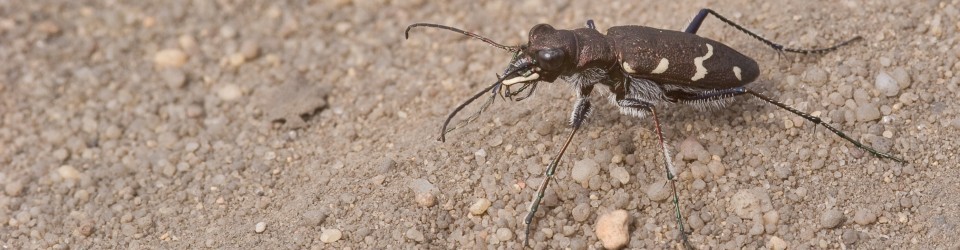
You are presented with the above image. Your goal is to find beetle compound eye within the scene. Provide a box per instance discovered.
[536,49,565,70]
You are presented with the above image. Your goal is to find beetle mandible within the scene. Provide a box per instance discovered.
[406,8,905,248]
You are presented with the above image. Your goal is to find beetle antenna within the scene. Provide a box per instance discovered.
[406,23,519,52]
[438,68,523,142]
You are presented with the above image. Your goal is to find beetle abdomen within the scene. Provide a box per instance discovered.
[608,26,759,89]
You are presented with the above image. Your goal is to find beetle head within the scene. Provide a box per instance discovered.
[501,24,578,86]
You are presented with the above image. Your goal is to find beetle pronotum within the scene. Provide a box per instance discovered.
[406,8,904,248]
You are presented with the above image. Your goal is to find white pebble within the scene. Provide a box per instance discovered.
[609,166,630,184]
[595,210,630,249]
[320,229,342,243]
[5,180,24,196]
[405,228,425,242]
[255,222,266,233]
[571,159,599,187]
[415,192,436,207]
[731,190,761,219]
[185,142,200,152]
[57,165,82,180]
[217,84,242,101]
[882,130,893,138]
[767,236,788,250]
[763,210,780,225]
[154,49,188,67]
[469,198,492,215]
[875,71,900,97]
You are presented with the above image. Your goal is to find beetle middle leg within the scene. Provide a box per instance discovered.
[684,8,862,55]
[617,98,692,249]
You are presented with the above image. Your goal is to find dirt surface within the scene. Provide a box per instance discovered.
[1,0,958,249]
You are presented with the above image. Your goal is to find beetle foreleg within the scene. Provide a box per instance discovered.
[524,92,593,248]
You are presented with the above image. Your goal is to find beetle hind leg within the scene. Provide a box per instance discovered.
[684,8,861,55]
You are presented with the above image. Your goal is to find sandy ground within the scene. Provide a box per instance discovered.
[1,0,959,249]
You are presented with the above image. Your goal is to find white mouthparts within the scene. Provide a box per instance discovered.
[502,73,540,85]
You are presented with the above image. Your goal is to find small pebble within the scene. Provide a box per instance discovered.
[255,222,266,233]
[57,165,82,180]
[474,148,487,163]
[5,180,24,196]
[228,54,246,66]
[767,236,788,250]
[875,71,901,97]
[495,228,513,241]
[571,159,599,187]
[774,164,792,180]
[842,229,859,244]
[803,67,828,86]
[405,228,425,242]
[731,190,761,219]
[609,166,630,184]
[890,67,911,89]
[240,40,260,59]
[678,137,709,162]
[218,84,242,101]
[853,208,877,225]
[645,180,672,202]
[161,69,187,88]
[154,49,188,67]
[415,192,436,207]
[856,103,881,122]
[53,148,70,161]
[302,209,327,226]
[595,210,630,249]
[572,203,591,222]
[820,209,845,229]
[469,198,492,215]
[79,223,94,237]
[320,229,342,243]
[708,160,725,177]
[178,35,198,51]
[763,210,780,225]
[379,158,396,173]
[185,142,200,152]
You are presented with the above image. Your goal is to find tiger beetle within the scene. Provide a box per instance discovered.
[406,8,905,249]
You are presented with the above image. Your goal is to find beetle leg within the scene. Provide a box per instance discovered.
[743,89,906,163]
[618,98,692,250]
[685,8,862,55]
[523,98,591,248]
[524,86,594,248]
[666,86,906,163]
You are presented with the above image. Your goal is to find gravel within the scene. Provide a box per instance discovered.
[0,1,954,249]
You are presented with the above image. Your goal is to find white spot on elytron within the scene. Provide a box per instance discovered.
[691,44,714,81]
[651,58,669,74]
[622,62,636,73]
[733,66,742,81]
[503,73,539,85]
